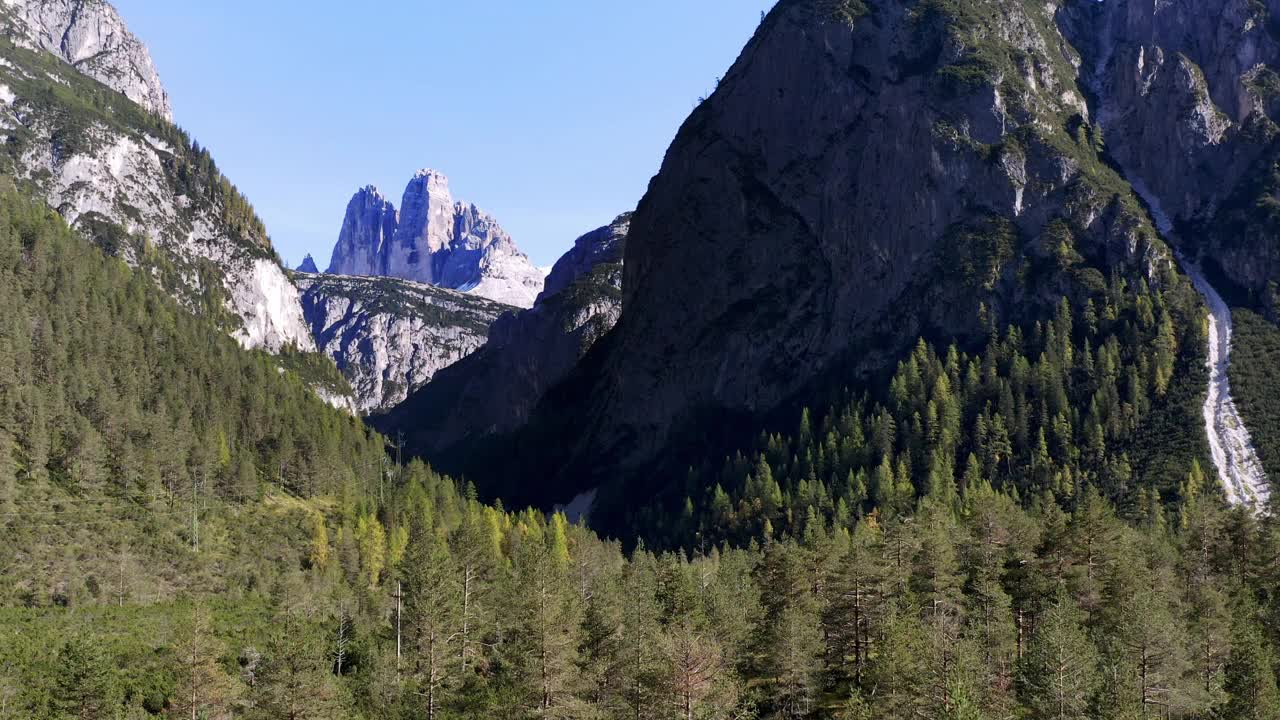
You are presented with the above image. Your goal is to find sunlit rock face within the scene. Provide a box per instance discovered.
[327,170,544,308]
[296,271,512,413]
[3,0,172,119]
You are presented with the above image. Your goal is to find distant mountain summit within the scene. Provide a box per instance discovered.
[1,0,171,119]
[296,254,319,273]
[327,170,544,308]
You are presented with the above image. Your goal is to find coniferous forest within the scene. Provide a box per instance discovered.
[3,181,1280,720]
[7,0,1280,718]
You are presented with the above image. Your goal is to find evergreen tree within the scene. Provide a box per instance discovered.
[1218,609,1280,720]
[249,610,339,720]
[1016,600,1098,720]
[47,637,120,720]
[401,516,461,720]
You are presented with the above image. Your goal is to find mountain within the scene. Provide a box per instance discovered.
[0,4,314,353]
[296,271,512,413]
[1058,0,1280,314]
[376,213,629,452]
[296,253,319,273]
[10,3,1280,720]
[327,171,545,308]
[1,0,171,119]
[387,0,1195,526]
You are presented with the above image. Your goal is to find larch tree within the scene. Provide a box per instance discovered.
[169,605,235,720]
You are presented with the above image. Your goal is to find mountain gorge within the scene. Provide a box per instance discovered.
[377,212,629,452]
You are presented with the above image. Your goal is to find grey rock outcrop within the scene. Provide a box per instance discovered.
[541,213,630,299]
[296,254,319,274]
[2,0,171,119]
[327,171,545,308]
[376,214,629,451]
[297,272,512,413]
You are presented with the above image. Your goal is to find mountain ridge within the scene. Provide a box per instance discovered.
[296,270,513,413]
[376,213,630,454]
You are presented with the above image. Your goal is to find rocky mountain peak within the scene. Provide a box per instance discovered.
[327,186,398,276]
[411,167,451,191]
[2,0,172,119]
[326,169,544,307]
[296,254,319,273]
[393,169,457,265]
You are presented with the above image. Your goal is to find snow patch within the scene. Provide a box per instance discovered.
[0,85,14,105]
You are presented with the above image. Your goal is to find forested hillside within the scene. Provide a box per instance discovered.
[621,271,1210,548]
[2,183,1279,719]
[0,186,384,605]
[5,0,1280,716]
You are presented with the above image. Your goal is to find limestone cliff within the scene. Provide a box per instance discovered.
[0,2,315,352]
[327,171,545,308]
[2,0,171,119]
[1058,0,1280,310]
[297,272,511,413]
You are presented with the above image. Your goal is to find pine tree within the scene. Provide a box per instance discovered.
[250,609,339,720]
[451,505,499,676]
[1016,600,1098,720]
[756,543,823,719]
[48,636,120,720]
[401,516,462,720]
[1218,610,1280,720]
[505,516,586,717]
[617,553,666,720]
[866,602,928,718]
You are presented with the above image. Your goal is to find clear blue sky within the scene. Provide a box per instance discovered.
[111,0,777,268]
